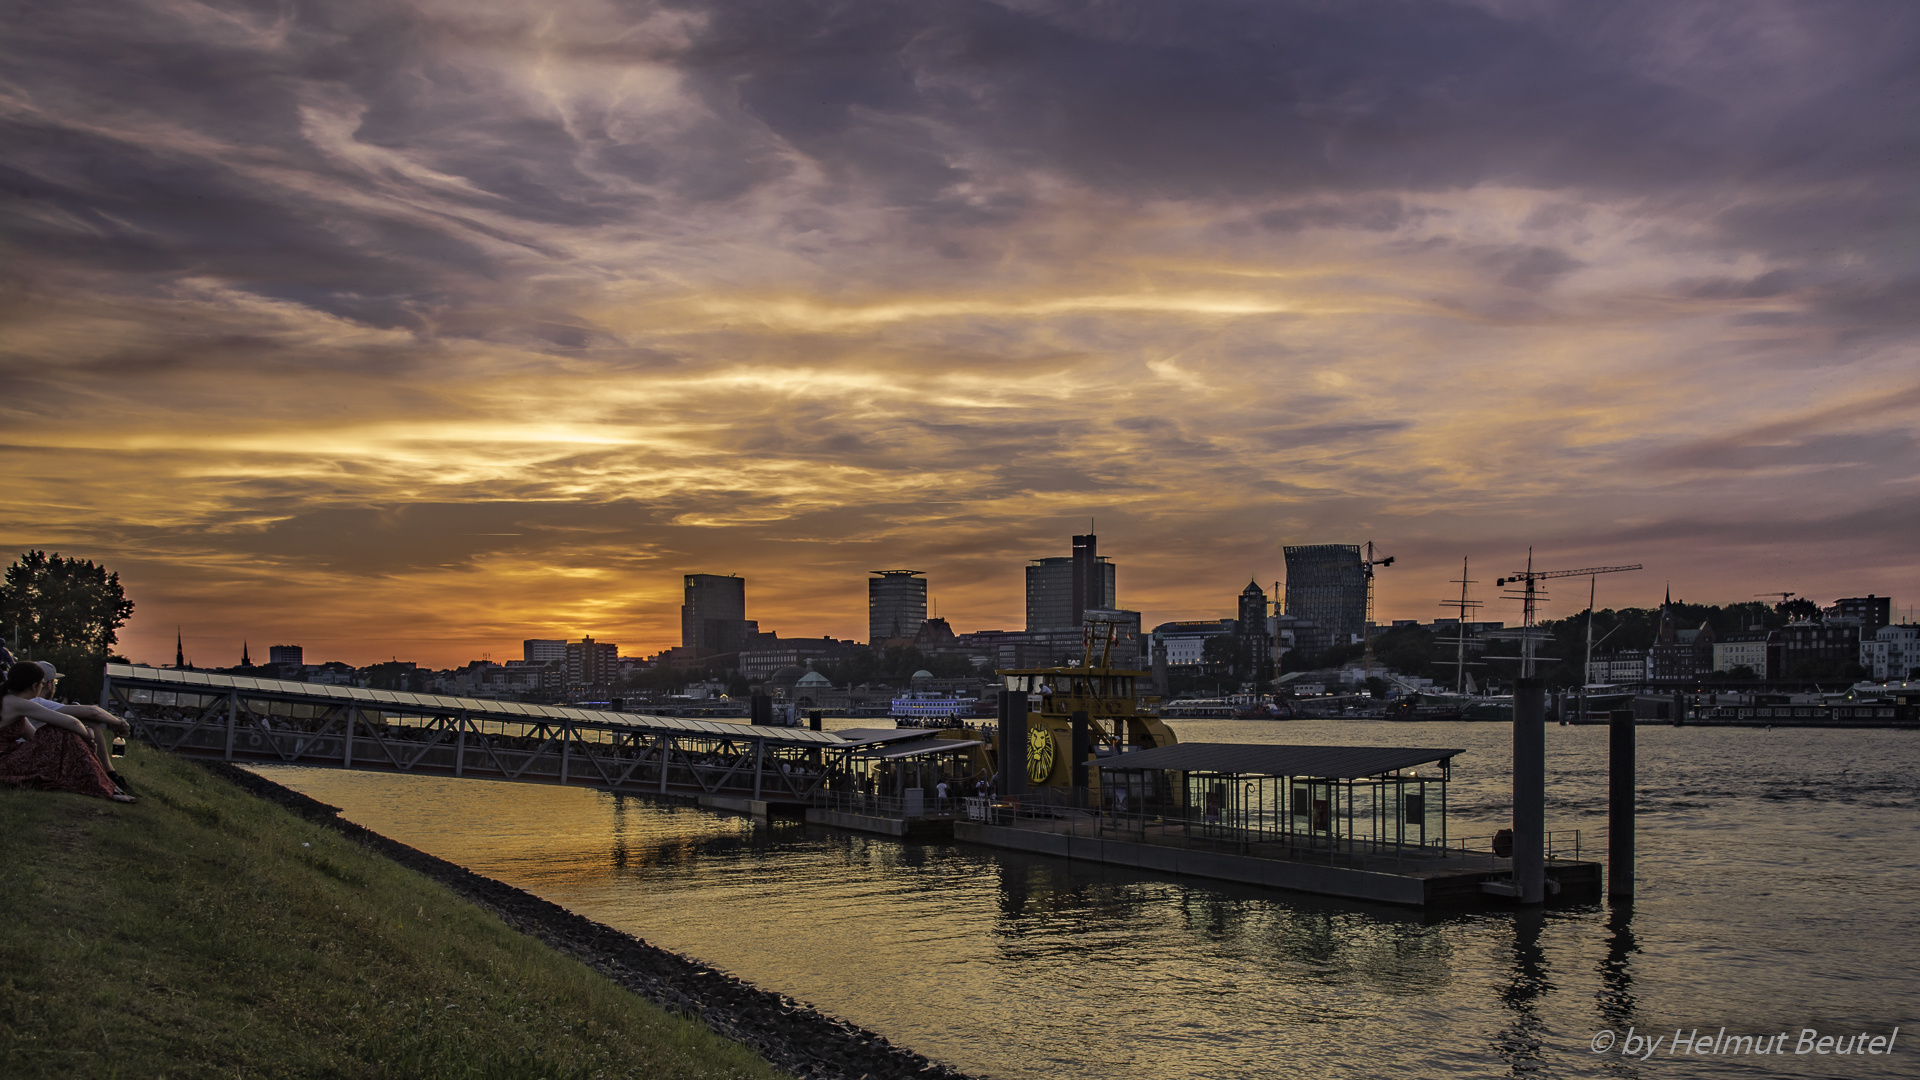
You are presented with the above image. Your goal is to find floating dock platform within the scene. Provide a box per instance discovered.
[954,817,1600,908]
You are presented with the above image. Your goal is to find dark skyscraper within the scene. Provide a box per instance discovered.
[1237,579,1271,670]
[1026,533,1117,631]
[1283,544,1366,649]
[681,574,750,656]
[868,570,928,645]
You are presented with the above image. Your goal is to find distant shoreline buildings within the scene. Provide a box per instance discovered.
[194,535,1913,703]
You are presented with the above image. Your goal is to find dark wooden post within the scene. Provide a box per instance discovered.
[1609,708,1636,900]
[1513,678,1546,904]
[998,689,1026,798]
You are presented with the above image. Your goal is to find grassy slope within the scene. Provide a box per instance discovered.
[0,750,791,1080]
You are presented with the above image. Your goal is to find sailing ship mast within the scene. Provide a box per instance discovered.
[1441,558,1483,694]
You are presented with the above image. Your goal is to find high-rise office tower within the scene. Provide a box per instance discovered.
[1283,545,1366,648]
[1026,533,1117,631]
[868,570,928,645]
[1237,579,1271,669]
[682,574,750,656]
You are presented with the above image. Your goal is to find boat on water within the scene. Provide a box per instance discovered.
[1384,691,1514,721]
[890,691,980,728]
[1159,696,1295,720]
[1566,684,1635,722]
[992,661,1178,797]
[902,625,1179,797]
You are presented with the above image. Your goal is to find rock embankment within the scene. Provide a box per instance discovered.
[208,763,977,1080]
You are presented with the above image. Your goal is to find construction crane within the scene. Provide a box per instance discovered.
[1361,541,1395,680]
[1747,592,1798,632]
[1495,556,1643,679]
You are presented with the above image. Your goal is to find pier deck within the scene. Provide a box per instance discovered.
[954,816,1599,907]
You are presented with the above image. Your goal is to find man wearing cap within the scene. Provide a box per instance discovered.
[31,660,136,795]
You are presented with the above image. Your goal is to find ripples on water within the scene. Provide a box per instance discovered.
[262,720,1920,1079]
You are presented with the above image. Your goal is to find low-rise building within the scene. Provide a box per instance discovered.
[1862,625,1920,681]
[1150,619,1236,666]
[1828,596,1891,636]
[1587,651,1649,685]
[1650,622,1714,683]
[1779,621,1862,678]
[1712,630,1778,679]
[740,636,858,681]
[958,618,1146,670]
[523,639,566,664]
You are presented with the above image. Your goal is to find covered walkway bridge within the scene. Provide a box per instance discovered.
[103,663,847,805]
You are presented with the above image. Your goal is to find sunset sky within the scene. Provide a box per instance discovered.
[5,1,1916,669]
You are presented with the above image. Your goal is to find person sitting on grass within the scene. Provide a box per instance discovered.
[0,661,133,802]
[30,660,137,795]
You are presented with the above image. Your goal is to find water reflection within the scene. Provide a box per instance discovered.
[1597,901,1638,1031]
[610,791,629,870]
[1496,907,1553,1070]
[985,852,1461,1003]
[259,719,1920,1080]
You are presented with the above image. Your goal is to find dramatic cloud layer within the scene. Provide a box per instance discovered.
[3,0,1916,665]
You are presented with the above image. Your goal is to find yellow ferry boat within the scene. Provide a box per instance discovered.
[992,627,1178,798]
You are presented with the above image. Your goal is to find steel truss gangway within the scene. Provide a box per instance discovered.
[100,663,851,804]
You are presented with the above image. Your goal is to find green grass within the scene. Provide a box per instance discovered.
[0,751,792,1080]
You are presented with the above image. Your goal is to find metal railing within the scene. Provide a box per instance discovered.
[972,802,1585,874]
[1416,831,1583,872]
[810,789,965,819]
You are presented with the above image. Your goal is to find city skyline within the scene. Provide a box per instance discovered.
[135,540,1907,671]
[6,3,1916,669]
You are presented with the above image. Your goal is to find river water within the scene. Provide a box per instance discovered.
[258,718,1920,1078]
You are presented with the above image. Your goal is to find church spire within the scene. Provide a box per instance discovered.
[175,628,186,670]
[241,640,251,667]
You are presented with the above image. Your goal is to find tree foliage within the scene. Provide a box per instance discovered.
[1776,597,1821,623]
[0,550,134,654]
[0,550,135,703]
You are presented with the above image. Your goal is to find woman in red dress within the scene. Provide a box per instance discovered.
[0,661,132,802]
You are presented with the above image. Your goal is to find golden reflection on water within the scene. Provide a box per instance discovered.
[259,718,1920,1080]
